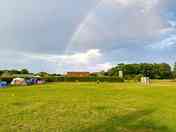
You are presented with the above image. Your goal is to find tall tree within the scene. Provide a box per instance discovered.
[107,63,172,79]
[173,62,176,78]
[20,69,29,74]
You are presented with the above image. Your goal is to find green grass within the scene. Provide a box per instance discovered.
[0,81,176,132]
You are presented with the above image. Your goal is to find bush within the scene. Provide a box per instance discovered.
[133,75,143,82]
[0,77,13,84]
[43,76,63,82]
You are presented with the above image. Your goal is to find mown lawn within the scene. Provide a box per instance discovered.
[0,82,176,132]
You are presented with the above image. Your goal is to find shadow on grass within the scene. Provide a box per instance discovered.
[80,109,170,132]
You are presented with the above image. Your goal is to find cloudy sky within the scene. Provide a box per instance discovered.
[0,0,176,73]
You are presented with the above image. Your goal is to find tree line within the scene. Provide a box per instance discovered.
[0,69,30,76]
[106,63,176,79]
[1,63,176,80]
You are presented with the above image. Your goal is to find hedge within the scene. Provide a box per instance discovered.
[43,76,124,82]
[0,76,124,83]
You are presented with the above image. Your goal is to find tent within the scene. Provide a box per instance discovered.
[0,81,8,88]
[11,78,27,85]
[37,80,45,84]
[26,78,39,85]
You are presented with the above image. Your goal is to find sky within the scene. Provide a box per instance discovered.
[0,0,176,73]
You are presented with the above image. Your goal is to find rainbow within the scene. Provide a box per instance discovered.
[65,0,127,53]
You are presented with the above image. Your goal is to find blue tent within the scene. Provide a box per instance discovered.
[0,81,8,88]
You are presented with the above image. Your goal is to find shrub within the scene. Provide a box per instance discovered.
[0,77,13,84]
[133,75,143,82]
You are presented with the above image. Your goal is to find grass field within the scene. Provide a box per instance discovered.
[0,81,176,132]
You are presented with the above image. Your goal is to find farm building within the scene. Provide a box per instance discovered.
[65,72,90,77]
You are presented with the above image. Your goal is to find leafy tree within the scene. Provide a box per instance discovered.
[173,62,176,79]
[37,72,49,77]
[20,69,29,74]
[0,70,4,76]
[158,63,172,79]
[107,63,172,80]
[10,69,21,74]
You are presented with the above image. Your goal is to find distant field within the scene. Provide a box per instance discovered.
[0,81,176,132]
